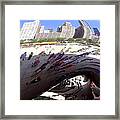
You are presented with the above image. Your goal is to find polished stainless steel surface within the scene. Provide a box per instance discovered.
[0,0,119,119]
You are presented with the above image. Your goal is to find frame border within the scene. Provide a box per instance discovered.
[0,0,119,119]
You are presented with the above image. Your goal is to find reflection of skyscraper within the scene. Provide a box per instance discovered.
[20,20,40,40]
[35,21,75,39]
[39,26,45,33]
[73,20,93,39]
[73,25,84,38]
[80,20,93,39]
[57,22,75,38]
[20,20,99,40]
[93,28,100,36]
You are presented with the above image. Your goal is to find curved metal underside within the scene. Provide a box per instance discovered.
[20,53,100,100]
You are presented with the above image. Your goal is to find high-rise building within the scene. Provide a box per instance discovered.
[73,20,93,39]
[20,20,40,40]
[20,20,97,40]
[35,21,75,39]
[39,26,45,33]
[57,22,75,38]
[80,20,93,39]
[73,26,84,38]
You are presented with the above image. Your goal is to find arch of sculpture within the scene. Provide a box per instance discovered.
[20,53,100,100]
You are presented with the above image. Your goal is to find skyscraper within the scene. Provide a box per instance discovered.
[35,21,75,39]
[57,22,75,38]
[73,20,93,39]
[20,20,40,40]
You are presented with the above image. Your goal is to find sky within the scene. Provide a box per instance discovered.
[20,20,100,31]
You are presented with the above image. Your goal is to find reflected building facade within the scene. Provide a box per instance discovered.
[73,20,93,39]
[20,20,40,40]
[20,20,100,40]
[57,22,75,38]
[73,20,100,40]
[35,21,75,39]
